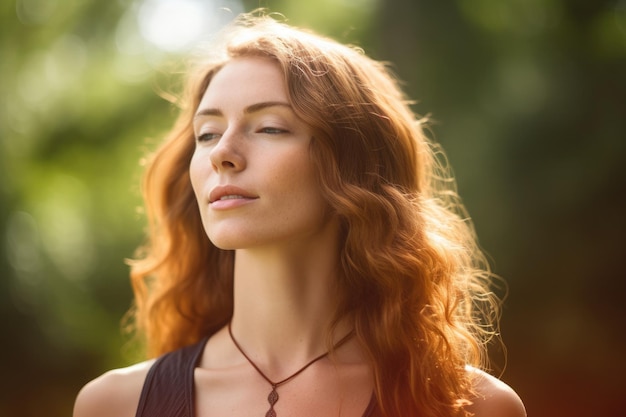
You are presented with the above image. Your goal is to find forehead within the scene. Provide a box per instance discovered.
[198,56,288,110]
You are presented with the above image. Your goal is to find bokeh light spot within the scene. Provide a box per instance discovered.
[137,0,243,53]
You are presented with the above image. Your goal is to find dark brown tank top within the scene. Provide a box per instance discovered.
[135,337,379,417]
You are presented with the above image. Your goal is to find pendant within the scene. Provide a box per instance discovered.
[265,386,279,417]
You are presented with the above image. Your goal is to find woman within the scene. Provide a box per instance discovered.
[74,12,526,417]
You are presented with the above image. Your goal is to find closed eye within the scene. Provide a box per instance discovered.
[197,132,221,142]
[259,127,288,134]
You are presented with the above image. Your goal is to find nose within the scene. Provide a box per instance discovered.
[208,129,246,172]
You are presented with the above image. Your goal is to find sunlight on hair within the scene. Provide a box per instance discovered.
[137,0,243,52]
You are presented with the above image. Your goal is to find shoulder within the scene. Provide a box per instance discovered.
[465,367,527,417]
[73,359,156,417]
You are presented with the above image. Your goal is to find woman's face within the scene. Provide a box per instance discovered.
[190,56,334,250]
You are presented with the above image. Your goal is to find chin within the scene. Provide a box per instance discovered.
[204,223,249,250]
[207,233,262,250]
[207,235,242,250]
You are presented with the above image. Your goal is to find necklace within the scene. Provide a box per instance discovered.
[228,322,354,417]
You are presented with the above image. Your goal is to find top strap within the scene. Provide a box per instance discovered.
[135,338,209,417]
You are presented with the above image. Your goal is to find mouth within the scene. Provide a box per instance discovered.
[215,194,250,201]
[209,186,258,204]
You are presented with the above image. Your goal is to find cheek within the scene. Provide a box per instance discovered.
[189,150,209,196]
[272,149,314,187]
[280,153,325,207]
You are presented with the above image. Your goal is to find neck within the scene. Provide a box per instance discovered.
[230,223,348,374]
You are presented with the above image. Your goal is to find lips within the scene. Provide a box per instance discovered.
[209,185,257,204]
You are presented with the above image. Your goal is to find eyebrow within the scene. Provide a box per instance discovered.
[194,101,292,119]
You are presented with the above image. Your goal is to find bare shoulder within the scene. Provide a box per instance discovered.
[73,359,155,417]
[465,367,527,417]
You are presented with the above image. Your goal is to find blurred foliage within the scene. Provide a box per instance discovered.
[1,0,625,416]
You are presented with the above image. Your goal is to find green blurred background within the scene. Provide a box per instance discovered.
[2,0,625,416]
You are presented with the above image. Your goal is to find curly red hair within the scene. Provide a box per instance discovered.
[128,12,502,417]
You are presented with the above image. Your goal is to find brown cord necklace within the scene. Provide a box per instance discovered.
[228,322,354,417]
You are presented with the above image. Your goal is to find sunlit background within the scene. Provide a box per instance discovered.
[2,0,625,416]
